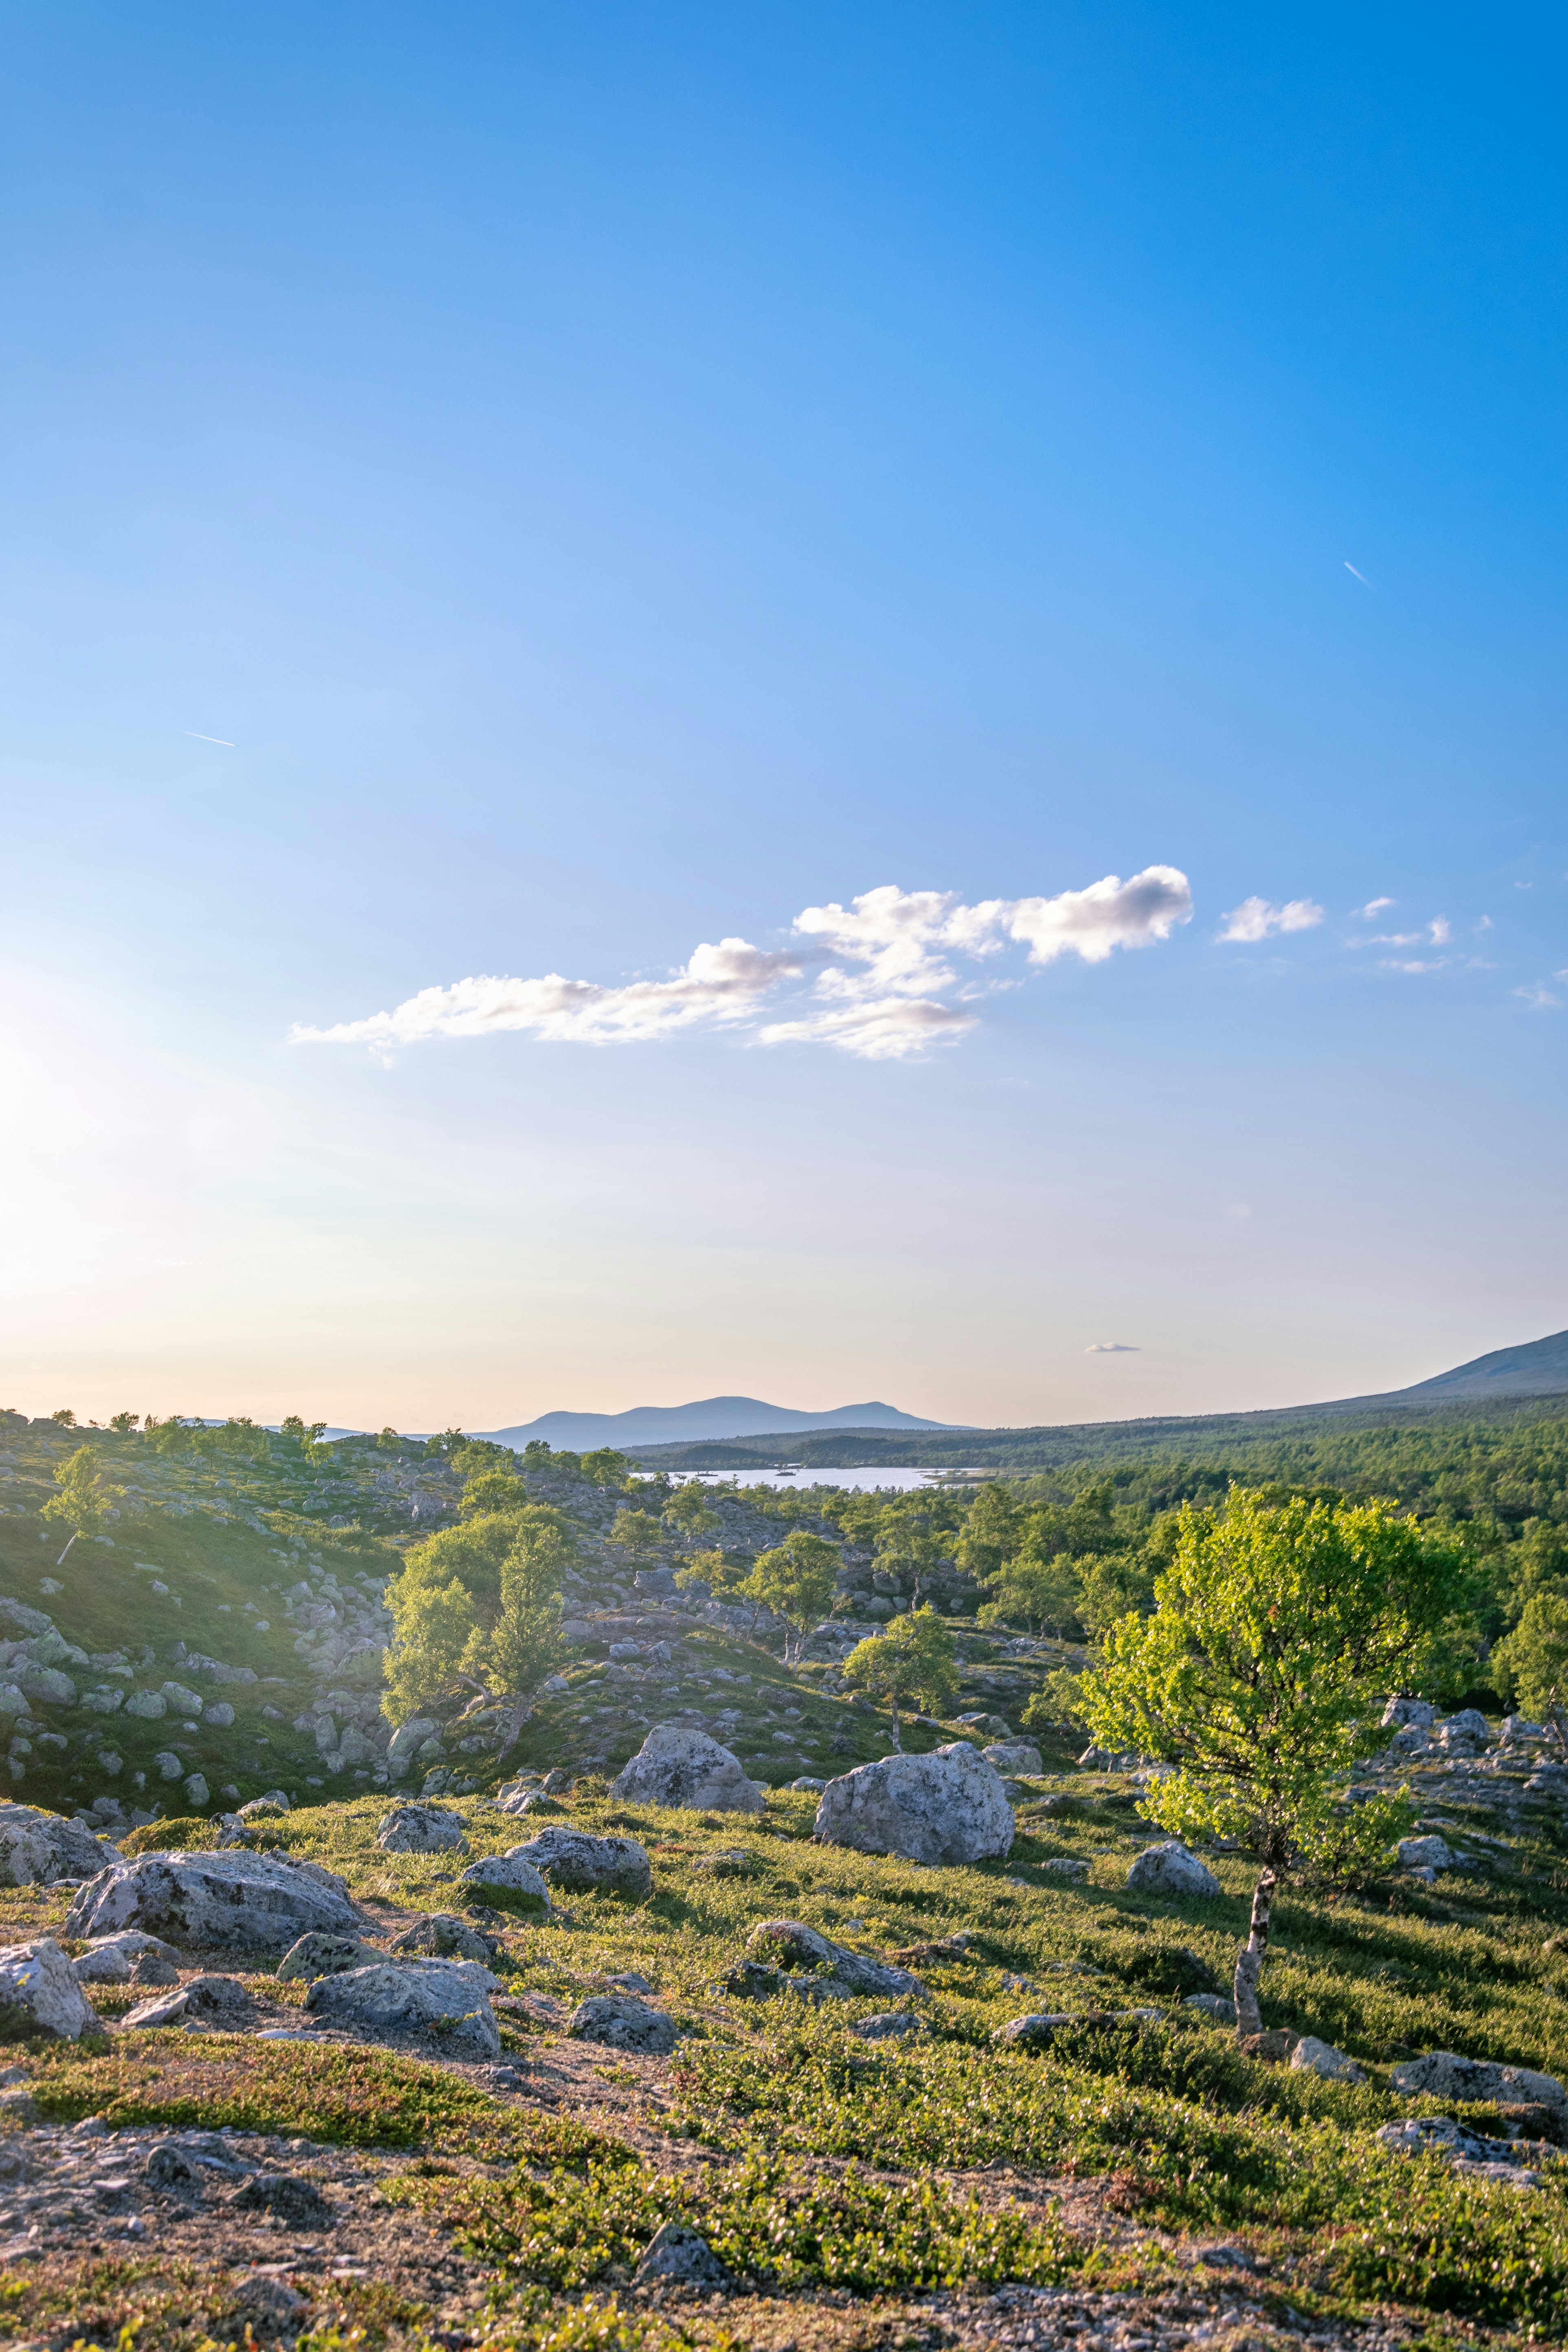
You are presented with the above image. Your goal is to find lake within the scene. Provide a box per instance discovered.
[629,1464,984,1494]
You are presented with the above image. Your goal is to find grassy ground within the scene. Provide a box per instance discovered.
[0,1780,1566,2349]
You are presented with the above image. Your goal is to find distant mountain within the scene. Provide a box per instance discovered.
[481,1395,963,1452]
[1339,1327,1568,1407]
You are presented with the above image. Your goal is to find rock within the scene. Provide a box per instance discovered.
[276,1933,386,1983]
[501,1828,654,1899]
[376,1806,469,1855]
[1125,1841,1223,1898]
[238,1794,290,1819]
[204,1702,235,1729]
[230,2275,309,2332]
[228,2173,335,2229]
[124,1973,257,2031]
[124,1691,168,1719]
[1442,1708,1491,1743]
[66,1847,364,1954]
[304,1958,501,2058]
[160,1683,203,1716]
[16,1666,75,1706]
[146,2144,206,2194]
[154,1753,185,1782]
[994,2012,1075,2048]
[0,1937,99,2040]
[1042,1856,1090,1878]
[1290,2034,1364,2082]
[1502,1716,1546,1743]
[182,1775,209,1810]
[743,1919,921,1997]
[70,1931,180,1985]
[1239,2029,1298,2064]
[611,1727,765,1814]
[1390,2050,1568,2109]
[388,1913,497,1963]
[501,1792,566,1816]
[567,1993,679,2054]
[386,1717,441,1775]
[1382,1697,1437,1729]
[634,2219,731,2286]
[81,1688,124,1714]
[457,1851,553,1915]
[1398,1835,1456,1872]
[789,1777,827,1792]
[1184,1993,1239,2025]
[814,1744,1014,1866]
[848,2010,924,2040]
[1377,2115,1542,2171]
[0,1803,118,1887]
[982,1742,1045,1776]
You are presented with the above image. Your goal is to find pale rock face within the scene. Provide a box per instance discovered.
[813,1743,1015,1866]
[1382,1697,1437,1730]
[567,1992,678,2053]
[182,1775,209,1810]
[500,1828,655,1899]
[1398,1835,1456,1872]
[124,1691,167,1720]
[123,1972,257,2030]
[982,1742,1045,1776]
[456,1852,554,1913]
[0,1803,119,1887]
[154,1754,184,1782]
[743,1918,922,1997]
[1124,1841,1223,1898]
[1390,2050,1568,2110]
[1290,2034,1365,2082]
[16,1667,75,1707]
[80,1689,125,1714]
[203,1703,235,1729]
[385,1717,440,1775]
[633,2220,730,2285]
[388,1912,494,1963]
[304,1957,501,2058]
[0,1937,99,2039]
[611,1727,765,1814]
[375,1806,468,1855]
[275,1932,386,1983]
[66,1847,363,1954]
[160,1683,203,1716]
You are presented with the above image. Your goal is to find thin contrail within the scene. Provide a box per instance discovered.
[182,731,235,746]
[1344,562,1373,588]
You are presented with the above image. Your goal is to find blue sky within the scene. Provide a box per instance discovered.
[4,2,1566,1432]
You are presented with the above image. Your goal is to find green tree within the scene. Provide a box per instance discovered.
[581,1448,634,1490]
[383,1513,577,1720]
[739,1533,841,1659]
[522,1440,553,1466]
[979,1551,1081,1638]
[609,1508,664,1562]
[50,1408,76,1428]
[1079,1486,1456,2033]
[376,1426,401,1449]
[1491,1593,1568,1723]
[459,1466,532,1520]
[954,1483,1022,1583]
[842,1606,960,1750]
[674,1547,749,1603]
[875,1515,945,1608]
[41,1446,123,1568]
[107,1411,139,1436]
[665,1481,721,1542]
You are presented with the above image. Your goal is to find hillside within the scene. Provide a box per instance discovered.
[483,1395,961,1449]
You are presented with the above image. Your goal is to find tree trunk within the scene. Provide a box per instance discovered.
[889,1699,903,1752]
[55,1531,79,1570]
[1233,1867,1277,2038]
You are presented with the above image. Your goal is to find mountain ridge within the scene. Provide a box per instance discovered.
[480,1394,964,1450]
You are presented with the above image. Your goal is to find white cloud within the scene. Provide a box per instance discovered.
[291,865,1193,1064]
[1429,917,1451,945]
[1355,897,1394,917]
[1086,1340,1140,1353]
[1218,895,1325,943]
[1379,958,1447,974]
[1517,982,1562,1011]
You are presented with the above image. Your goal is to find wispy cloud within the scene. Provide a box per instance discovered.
[1086,1340,1140,1354]
[1517,982,1562,1011]
[289,866,1194,1063]
[1344,562,1373,587]
[182,731,235,746]
[1355,897,1394,917]
[1218,895,1325,943]
[1380,958,1448,974]
[1428,917,1451,945]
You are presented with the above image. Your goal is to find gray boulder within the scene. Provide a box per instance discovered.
[993,2012,1075,2049]
[304,1957,501,2058]
[982,1742,1044,1776]
[567,1993,679,2054]
[0,1937,99,2040]
[502,1828,654,1900]
[1382,1697,1437,1730]
[276,1933,386,1983]
[633,2219,730,2286]
[66,1847,363,1954]
[385,1717,441,1777]
[388,1913,496,1963]
[376,1806,468,1855]
[124,1691,167,1720]
[71,1931,180,1985]
[743,1919,921,1997]
[1390,2050,1568,2110]
[814,1743,1014,1866]
[124,1973,257,2031]
[1290,2034,1364,2082]
[1043,1856,1090,1879]
[1125,1841,1222,1898]
[611,1727,765,1814]
[15,1665,75,1706]
[456,1852,553,1915]
[1398,1835,1455,1872]
[1184,1992,1239,2025]
[1442,1708,1492,1743]
[0,1803,118,1887]
[848,2010,924,2040]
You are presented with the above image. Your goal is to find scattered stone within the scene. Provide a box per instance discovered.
[457,1851,553,1915]
[230,2275,309,2332]
[0,1937,99,2039]
[228,2173,335,2229]
[237,1795,290,1819]
[994,2012,1075,2048]
[743,1918,921,1997]
[789,1776,827,1792]
[376,1805,468,1855]
[982,1742,1045,1775]
[1382,1697,1437,1730]
[1042,1856,1089,1878]
[611,1727,765,1814]
[848,2010,924,2040]
[304,1957,502,2058]
[1398,1834,1456,1871]
[1184,1992,1239,2025]
[814,1743,1014,1866]
[501,1827,654,1899]
[1125,1841,1222,1898]
[124,1691,168,1720]
[67,1846,364,1954]
[70,1931,180,1985]
[146,2144,206,2195]
[276,1933,386,1983]
[1289,2034,1364,2082]
[1239,2029,1299,2064]
[567,1993,679,2054]
[0,1803,117,1887]
[124,1973,258,2030]
[129,1951,181,1986]
[1377,2115,1545,2182]
[634,2219,731,2286]
[388,1912,496,1963]
[1390,2050,1568,2109]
